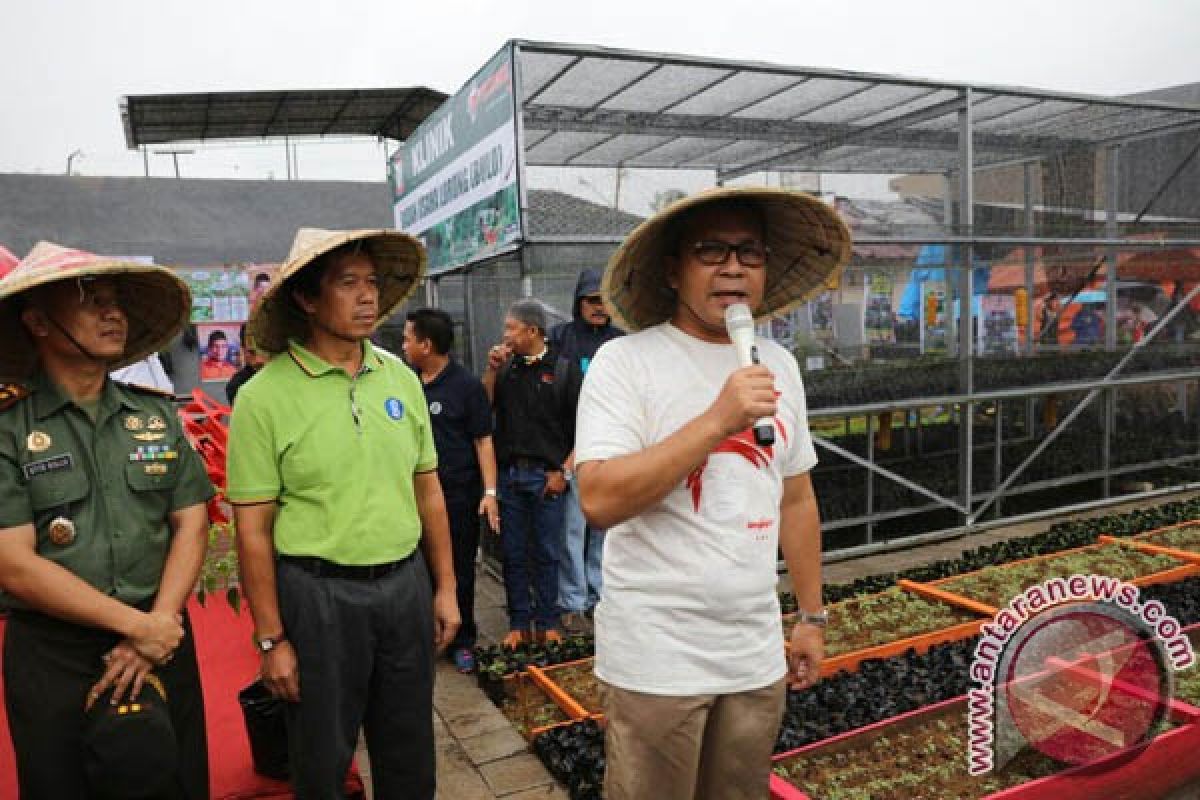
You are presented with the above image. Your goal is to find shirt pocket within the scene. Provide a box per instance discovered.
[124,460,181,525]
[28,463,90,512]
[124,460,181,493]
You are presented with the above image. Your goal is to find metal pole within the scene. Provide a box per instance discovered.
[1104,145,1120,498]
[993,400,1004,519]
[1023,163,1036,355]
[943,173,954,231]
[866,413,875,544]
[171,152,181,179]
[957,89,975,528]
[463,270,477,371]
[1106,145,1120,352]
[142,146,149,178]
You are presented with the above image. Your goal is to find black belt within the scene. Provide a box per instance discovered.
[279,553,414,581]
[506,457,554,471]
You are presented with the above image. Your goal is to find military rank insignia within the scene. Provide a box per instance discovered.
[0,383,30,413]
[130,445,178,462]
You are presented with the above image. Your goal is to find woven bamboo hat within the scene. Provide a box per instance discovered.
[0,242,191,380]
[249,228,425,353]
[603,186,852,331]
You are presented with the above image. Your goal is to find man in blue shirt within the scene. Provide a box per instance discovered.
[403,308,499,672]
[548,269,624,629]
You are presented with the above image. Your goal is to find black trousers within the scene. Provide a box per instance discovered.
[444,484,481,651]
[277,551,435,800]
[3,606,209,800]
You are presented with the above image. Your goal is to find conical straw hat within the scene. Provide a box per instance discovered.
[602,186,852,332]
[0,242,190,380]
[249,228,425,353]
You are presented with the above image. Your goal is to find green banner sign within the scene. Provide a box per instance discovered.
[390,44,521,274]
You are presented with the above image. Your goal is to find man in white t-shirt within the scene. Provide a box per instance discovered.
[575,187,851,800]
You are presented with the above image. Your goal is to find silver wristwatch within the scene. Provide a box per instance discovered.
[794,610,828,628]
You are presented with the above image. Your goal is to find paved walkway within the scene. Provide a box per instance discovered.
[355,490,1200,799]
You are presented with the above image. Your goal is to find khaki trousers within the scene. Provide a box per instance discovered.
[600,677,786,800]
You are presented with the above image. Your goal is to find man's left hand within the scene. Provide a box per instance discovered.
[544,470,567,498]
[787,623,824,691]
[432,587,462,654]
[478,494,500,533]
[87,640,157,710]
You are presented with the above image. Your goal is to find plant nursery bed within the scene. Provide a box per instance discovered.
[537,658,603,717]
[499,669,571,740]
[786,587,987,676]
[770,689,1200,800]
[1168,628,1200,710]
[1120,522,1200,564]
[926,541,1196,613]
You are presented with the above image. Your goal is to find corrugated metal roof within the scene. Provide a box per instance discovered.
[120,88,448,148]
[513,40,1200,177]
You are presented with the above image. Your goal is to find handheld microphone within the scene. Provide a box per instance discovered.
[723,303,775,447]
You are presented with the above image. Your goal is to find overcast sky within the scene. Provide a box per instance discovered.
[2,0,1197,210]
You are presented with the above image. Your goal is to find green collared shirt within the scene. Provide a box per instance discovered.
[0,372,215,605]
[226,339,437,565]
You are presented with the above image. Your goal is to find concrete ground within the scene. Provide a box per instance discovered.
[354,490,1200,799]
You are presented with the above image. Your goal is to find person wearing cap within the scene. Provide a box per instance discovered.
[226,229,459,799]
[574,188,851,799]
[548,268,624,633]
[401,308,500,674]
[0,242,214,798]
[482,299,581,649]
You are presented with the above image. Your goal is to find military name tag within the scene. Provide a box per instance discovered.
[22,453,74,480]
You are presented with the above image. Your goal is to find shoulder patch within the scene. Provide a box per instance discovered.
[116,381,176,399]
[0,383,30,412]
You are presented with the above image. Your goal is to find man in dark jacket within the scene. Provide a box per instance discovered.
[547,269,624,629]
[484,299,582,647]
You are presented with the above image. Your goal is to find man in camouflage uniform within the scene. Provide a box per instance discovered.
[0,242,214,798]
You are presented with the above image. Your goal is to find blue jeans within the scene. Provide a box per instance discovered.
[559,476,604,613]
[499,464,566,631]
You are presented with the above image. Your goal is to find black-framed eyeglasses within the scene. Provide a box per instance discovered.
[691,240,770,267]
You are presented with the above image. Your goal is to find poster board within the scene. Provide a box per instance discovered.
[180,265,278,381]
[979,294,1019,355]
[919,280,949,354]
[864,271,896,344]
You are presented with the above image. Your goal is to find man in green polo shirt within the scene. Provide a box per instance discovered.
[227,229,459,800]
[0,242,213,798]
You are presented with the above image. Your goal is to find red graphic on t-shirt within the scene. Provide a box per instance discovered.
[685,417,789,512]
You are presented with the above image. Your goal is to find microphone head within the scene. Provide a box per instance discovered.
[724,303,754,334]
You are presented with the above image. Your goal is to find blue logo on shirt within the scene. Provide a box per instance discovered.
[385,398,405,420]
